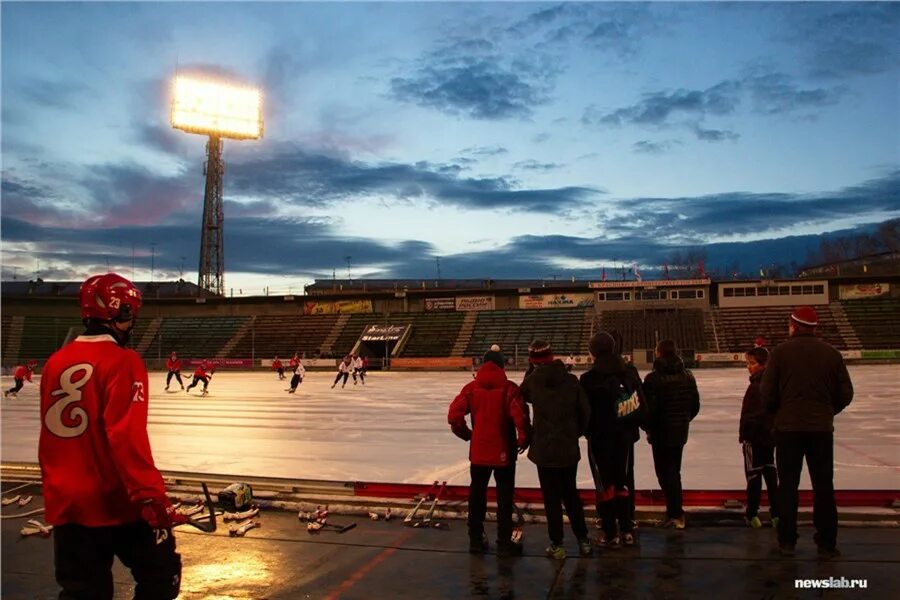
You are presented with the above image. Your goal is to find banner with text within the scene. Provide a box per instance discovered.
[391,357,473,369]
[424,297,456,311]
[185,358,253,368]
[455,295,495,311]
[260,358,339,368]
[360,324,409,342]
[839,283,890,300]
[519,293,595,309]
[303,299,373,315]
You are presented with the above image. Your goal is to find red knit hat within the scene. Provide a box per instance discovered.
[528,339,554,364]
[790,306,818,327]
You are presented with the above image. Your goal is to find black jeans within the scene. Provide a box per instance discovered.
[290,374,302,390]
[742,442,779,519]
[6,378,24,394]
[165,371,183,388]
[333,372,349,386]
[468,463,515,543]
[776,431,837,549]
[54,520,181,600]
[186,376,208,391]
[537,465,589,545]
[651,443,685,519]
[588,438,635,536]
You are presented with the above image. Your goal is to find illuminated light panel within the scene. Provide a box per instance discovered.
[171,75,263,140]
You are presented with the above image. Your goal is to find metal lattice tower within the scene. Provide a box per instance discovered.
[198,135,225,296]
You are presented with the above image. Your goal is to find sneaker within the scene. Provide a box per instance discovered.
[596,533,620,548]
[817,545,841,560]
[670,515,686,529]
[496,540,523,557]
[622,532,635,546]
[748,516,763,529]
[469,534,489,555]
[771,517,779,529]
[578,538,593,557]
[545,544,566,560]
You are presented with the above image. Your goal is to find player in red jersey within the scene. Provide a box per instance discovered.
[39,273,184,599]
[4,360,36,398]
[272,356,285,380]
[186,361,213,396]
[164,351,184,391]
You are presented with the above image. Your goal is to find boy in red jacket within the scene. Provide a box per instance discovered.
[4,360,35,398]
[164,351,184,391]
[448,348,531,556]
[39,273,184,599]
[186,361,213,396]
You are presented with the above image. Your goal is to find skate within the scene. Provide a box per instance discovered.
[181,384,185,390]
[165,386,169,391]
[3,391,8,398]
[331,384,336,389]
[201,390,209,397]
[288,389,295,394]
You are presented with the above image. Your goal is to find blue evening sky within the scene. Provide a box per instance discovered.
[2,1,898,292]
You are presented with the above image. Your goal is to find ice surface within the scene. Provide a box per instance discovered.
[2,365,897,490]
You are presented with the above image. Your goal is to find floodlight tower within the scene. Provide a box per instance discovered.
[170,75,263,295]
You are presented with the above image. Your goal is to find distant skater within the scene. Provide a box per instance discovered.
[165,351,184,391]
[4,361,36,398]
[331,356,352,389]
[186,361,213,396]
[273,356,285,380]
[352,354,366,385]
[289,359,306,394]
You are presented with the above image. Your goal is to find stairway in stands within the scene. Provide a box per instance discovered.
[320,314,351,356]
[830,302,862,350]
[451,312,478,356]
[2,316,24,365]
[218,316,257,358]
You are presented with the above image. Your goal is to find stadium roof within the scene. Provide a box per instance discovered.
[1,279,206,298]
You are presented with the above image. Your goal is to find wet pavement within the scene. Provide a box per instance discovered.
[3,492,898,599]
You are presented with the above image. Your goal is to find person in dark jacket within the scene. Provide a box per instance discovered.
[580,331,648,547]
[760,306,853,558]
[642,339,700,529]
[448,349,531,557]
[520,340,592,560]
[739,347,779,528]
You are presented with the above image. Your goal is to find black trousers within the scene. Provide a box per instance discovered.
[536,465,588,545]
[742,441,779,519]
[6,378,24,394]
[588,439,635,536]
[186,376,208,391]
[333,372,349,386]
[277,367,285,379]
[290,374,302,390]
[468,463,515,543]
[54,521,181,600]
[776,431,837,549]
[651,443,685,518]
[165,372,183,387]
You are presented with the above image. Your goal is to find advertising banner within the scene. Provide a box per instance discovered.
[360,324,409,342]
[519,293,595,309]
[185,358,253,368]
[303,299,373,315]
[260,358,339,368]
[695,353,744,363]
[424,297,456,312]
[390,357,473,369]
[839,350,863,360]
[839,283,890,300]
[455,295,495,311]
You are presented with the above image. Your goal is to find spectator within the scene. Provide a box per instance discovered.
[448,347,531,557]
[642,339,700,529]
[520,340,592,559]
[760,306,853,558]
[739,347,779,528]
[581,331,647,546]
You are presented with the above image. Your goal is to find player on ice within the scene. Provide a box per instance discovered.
[331,355,353,389]
[39,273,185,598]
[186,360,214,396]
[564,354,576,372]
[352,354,366,385]
[4,360,36,398]
[288,359,306,394]
[165,351,184,391]
[272,356,285,380]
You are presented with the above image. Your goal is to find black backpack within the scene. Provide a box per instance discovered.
[608,372,642,424]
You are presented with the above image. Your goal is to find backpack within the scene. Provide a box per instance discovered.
[610,373,642,424]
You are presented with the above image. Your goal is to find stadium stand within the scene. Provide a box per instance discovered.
[598,309,706,353]
[18,316,83,362]
[714,306,845,351]
[139,316,250,359]
[464,308,592,357]
[327,312,467,358]
[840,298,900,349]
[225,314,340,359]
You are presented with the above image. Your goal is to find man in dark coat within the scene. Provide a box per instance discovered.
[642,339,700,529]
[520,340,592,560]
[739,347,779,528]
[448,349,531,556]
[760,306,853,558]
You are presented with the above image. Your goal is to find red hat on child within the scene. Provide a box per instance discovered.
[790,306,818,327]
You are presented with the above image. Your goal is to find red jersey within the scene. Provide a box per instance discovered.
[289,357,299,368]
[39,334,166,526]
[14,365,33,381]
[165,356,181,372]
[193,365,210,378]
[272,359,283,370]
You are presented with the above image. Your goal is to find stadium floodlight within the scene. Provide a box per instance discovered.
[171,75,263,140]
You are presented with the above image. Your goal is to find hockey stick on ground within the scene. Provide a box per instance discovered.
[404,480,438,525]
[413,480,448,529]
[178,483,217,533]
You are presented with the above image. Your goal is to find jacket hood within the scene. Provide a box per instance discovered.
[749,370,764,383]
[590,353,628,375]
[528,359,569,386]
[653,356,685,374]
[475,361,508,389]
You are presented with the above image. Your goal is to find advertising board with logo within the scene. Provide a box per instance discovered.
[455,295,495,311]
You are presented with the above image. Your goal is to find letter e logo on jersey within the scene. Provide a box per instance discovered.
[132,381,145,403]
[45,364,93,438]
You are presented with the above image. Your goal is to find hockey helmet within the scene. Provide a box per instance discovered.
[80,273,142,322]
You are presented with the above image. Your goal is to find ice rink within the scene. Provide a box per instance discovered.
[2,365,897,491]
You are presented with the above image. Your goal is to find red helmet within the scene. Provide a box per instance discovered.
[26,360,37,368]
[80,273,142,321]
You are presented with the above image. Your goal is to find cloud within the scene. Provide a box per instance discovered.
[460,145,508,157]
[390,39,557,120]
[513,160,563,172]
[633,140,681,154]
[17,78,89,110]
[691,127,739,142]
[743,71,845,115]
[585,80,741,127]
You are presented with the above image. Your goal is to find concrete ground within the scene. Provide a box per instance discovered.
[3,489,898,599]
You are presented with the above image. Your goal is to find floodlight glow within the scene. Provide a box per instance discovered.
[171,76,263,140]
